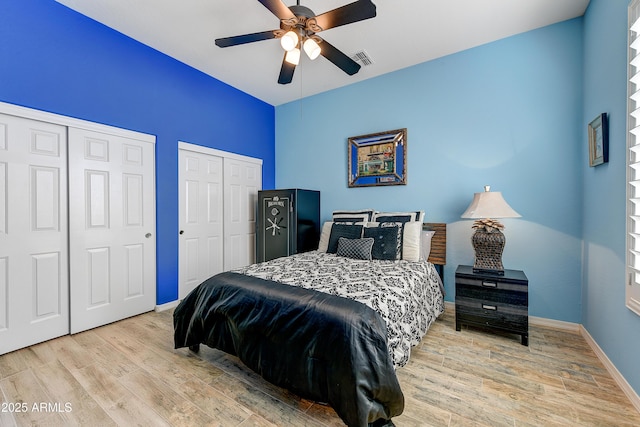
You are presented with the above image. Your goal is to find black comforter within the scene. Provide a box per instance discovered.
[173,271,404,427]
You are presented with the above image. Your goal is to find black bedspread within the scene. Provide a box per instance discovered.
[173,271,404,427]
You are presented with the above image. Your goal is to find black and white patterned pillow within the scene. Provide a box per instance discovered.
[336,237,374,260]
[332,209,375,224]
[364,225,401,260]
[372,211,425,223]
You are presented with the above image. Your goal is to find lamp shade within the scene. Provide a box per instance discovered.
[280,31,299,51]
[461,186,520,219]
[285,48,300,65]
[303,38,321,60]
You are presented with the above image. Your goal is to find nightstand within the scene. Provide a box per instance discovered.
[455,265,529,345]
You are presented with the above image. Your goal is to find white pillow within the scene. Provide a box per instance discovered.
[402,222,422,262]
[421,230,436,262]
[317,221,333,252]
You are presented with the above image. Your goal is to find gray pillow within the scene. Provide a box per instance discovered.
[336,237,374,260]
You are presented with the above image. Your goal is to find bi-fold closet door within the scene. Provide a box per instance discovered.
[0,106,156,355]
[178,142,262,299]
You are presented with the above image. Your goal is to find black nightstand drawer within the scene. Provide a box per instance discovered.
[456,297,528,333]
[456,284,528,306]
[455,265,529,345]
[456,276,528,294]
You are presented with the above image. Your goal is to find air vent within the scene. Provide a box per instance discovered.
[351,50,374,66]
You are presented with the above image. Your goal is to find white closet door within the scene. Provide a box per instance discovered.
[68,128,156,334]
[178,149,224,299]
[0,114,69,355]
[223,157,261,270]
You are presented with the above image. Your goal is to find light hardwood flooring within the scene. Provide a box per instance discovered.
[1,306,639,427]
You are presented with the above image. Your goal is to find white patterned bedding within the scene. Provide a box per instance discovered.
[234,250,445,367]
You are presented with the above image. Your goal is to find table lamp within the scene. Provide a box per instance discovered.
[461,185,521,275]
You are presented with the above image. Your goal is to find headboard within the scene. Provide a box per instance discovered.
[423,222,446,279]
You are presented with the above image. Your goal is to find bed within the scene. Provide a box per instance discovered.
[174,213,446,427]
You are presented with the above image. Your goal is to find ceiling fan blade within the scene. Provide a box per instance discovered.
[278,52,296,84]
[257,0,296,21]
[319,39,361,75]
[215,30,278,47]
[313,0,376,32]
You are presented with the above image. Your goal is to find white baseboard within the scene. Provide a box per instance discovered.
[579,325,640,413]
[528,315,580,332]
[155,300,179,312]
[444,301,638,410]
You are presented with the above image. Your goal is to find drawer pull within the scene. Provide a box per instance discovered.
[482,304,497,311]
[482,281,498,288]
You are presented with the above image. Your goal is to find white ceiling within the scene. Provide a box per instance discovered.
[54,0,590,106]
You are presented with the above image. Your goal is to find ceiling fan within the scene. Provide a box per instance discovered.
[215,0,377,85]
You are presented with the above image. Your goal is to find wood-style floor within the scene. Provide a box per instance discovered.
[1,306,639,427]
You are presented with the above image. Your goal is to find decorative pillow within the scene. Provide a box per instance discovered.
[327,223,364,254]
[373,210,425,223]
[421,230,436,262]
[364,224,401,260]
[369,211,425,259]
[402,221,423,262]
[317,221,333,252]
[336,237,374,260]
[332,209,376,224]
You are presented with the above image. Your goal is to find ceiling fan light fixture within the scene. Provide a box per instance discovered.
[280,30,299,51]
[215,0,377,83]
[303,38,321,60]
[285,47,301,65]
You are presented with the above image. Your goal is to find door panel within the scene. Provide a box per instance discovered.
[0,113,69,355]
[0,258,7,330]
[224,158,261,271]
[68,128,155,334]
[33,252,62,319]
[178,150,224,299]
[87,247,110,307]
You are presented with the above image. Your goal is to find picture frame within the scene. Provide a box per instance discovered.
[588,113,609,167]
[348,128,407,188]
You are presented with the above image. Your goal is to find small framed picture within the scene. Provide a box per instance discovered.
[348,128,407,188]
[588,113,609,167]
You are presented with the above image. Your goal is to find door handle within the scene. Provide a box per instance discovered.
[145,233,152,238]
[179,230,184,235]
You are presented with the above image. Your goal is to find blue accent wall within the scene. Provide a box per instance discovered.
[582,0,640,398]
[0,0,275,304]
[276,19,585,323]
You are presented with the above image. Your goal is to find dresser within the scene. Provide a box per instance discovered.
[455,265,529,345]
[256,189,320,262]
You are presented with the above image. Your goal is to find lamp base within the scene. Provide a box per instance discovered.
[471,227,506,275]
